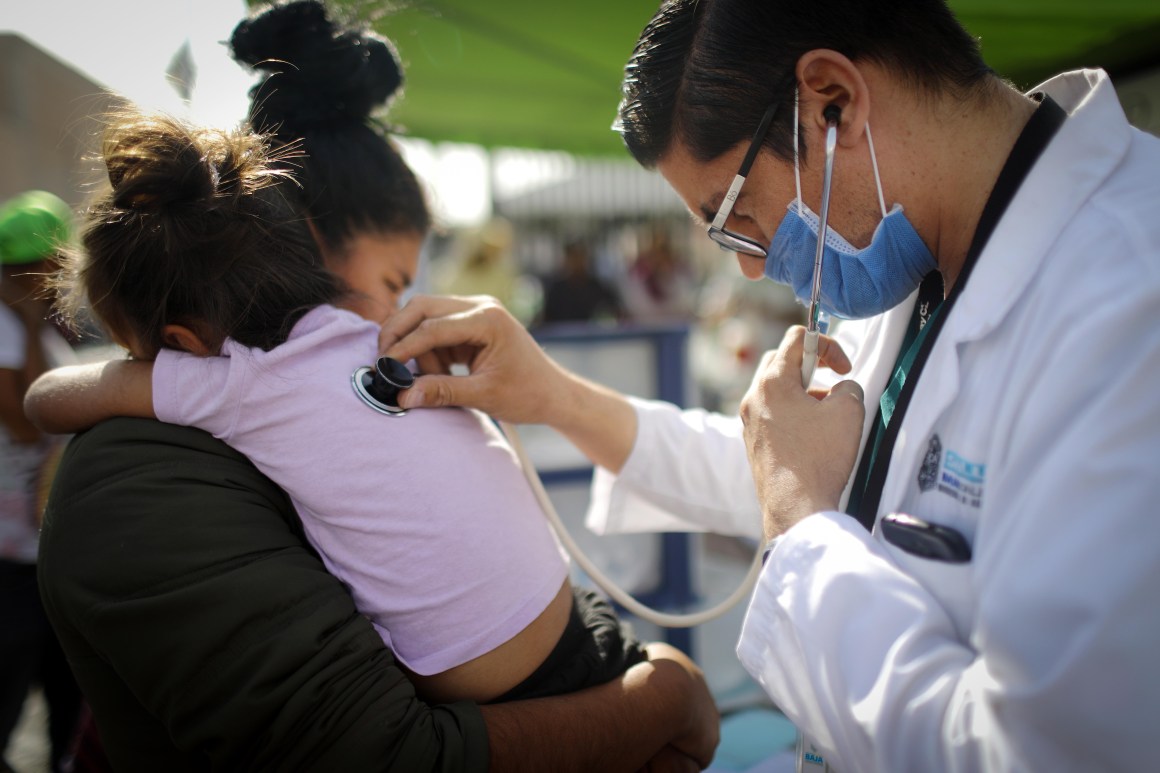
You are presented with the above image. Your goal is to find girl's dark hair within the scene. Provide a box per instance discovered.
[56,110,344,357]
[230,0,430,257]
[617,0,992,168]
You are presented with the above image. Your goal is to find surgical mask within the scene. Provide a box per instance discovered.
[763,92,936,319]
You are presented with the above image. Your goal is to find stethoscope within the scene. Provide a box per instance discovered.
[352,354,762,627]
[352,357,413,416]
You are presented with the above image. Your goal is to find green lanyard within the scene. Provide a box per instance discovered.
[845,272,943,518]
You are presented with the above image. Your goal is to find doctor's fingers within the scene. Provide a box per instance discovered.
[750,326,813,396]
[412,345,470,379]
[383,300,511,367]
[379,293,501,353]
[825,378,864,405]
[821,379,866,433]
[817,333,852,375]
[754,328,852,397]
[393,325,563,422]
[398,354,554,421]
[813,378,868,481]
[397,372,487,411]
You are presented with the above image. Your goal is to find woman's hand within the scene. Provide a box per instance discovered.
[480,639,718,772]
[642,642,720,769]
[740,326,865,542]
[637,745,702,773]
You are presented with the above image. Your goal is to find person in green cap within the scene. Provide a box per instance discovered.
[0,190,82,773]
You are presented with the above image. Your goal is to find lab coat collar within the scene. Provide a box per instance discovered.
[947,69,1130,344]
[878,69,1131,516]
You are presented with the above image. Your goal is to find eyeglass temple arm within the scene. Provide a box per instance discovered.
[712,104,780,230]
[711,175,746,230]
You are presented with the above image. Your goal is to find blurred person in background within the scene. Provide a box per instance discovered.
[692,265,801,413]
[0,190,81,773]
[437,217,520,309]
[539,238,624,325]
[621,227,698,324]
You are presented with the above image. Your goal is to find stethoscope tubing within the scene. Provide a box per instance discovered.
[802,120,839,389]
[501,421,763,628]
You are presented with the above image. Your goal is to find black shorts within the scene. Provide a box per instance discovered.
[490,585,647,703]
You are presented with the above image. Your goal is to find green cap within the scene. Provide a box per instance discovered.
[0,190,72,265]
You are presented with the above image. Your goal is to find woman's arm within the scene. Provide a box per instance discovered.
[42,418,718,771]
[24,360,155,434]
[483,641,718,772]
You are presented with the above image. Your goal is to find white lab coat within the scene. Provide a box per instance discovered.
[587,70,1160,772]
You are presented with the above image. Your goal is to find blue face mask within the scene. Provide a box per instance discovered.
[763,94,936,320]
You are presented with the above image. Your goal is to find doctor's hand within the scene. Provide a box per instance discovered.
[741,326,864,542]
[382,294,640,473]
[379,294,571,424]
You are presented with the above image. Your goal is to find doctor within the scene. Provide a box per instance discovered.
[381,0,1160,769]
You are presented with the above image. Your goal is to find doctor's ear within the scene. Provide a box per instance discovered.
[795,49,871,148]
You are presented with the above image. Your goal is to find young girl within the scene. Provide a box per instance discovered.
[27,108,646,705]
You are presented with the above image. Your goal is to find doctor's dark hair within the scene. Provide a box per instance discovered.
[616,0,992,168]
[55,110,343,358]
[230,0,430,260]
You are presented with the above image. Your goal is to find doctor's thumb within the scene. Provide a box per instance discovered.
[397,374,473,410]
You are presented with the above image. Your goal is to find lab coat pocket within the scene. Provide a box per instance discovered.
[876,530,976,645]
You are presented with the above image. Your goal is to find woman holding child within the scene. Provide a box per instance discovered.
[27,2,717,770]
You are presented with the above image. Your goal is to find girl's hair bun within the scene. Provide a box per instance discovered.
[105,117,216,213]
[63,105,344,360]
[102,113,282,215]
[230,0,403,131]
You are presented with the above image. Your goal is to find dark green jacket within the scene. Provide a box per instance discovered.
[38,418,489,772]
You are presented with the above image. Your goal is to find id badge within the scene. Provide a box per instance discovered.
[796,733,834,772]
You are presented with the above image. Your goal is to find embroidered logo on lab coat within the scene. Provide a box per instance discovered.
[920,434,986,508]
[918,434,941,491]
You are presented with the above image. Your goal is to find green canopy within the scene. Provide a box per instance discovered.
[326,0,1160,155]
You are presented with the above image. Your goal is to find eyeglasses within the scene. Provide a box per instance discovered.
[706,103,780,258]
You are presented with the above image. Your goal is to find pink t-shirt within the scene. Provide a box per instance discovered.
[153,304,567,675]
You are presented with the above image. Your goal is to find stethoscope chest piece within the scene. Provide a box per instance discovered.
[352,356,414,416]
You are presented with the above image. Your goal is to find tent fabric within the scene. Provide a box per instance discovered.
[316,0,1160,155]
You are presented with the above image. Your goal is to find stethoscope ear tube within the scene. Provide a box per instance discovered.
[501,421,763,628]
[802,117,839,389]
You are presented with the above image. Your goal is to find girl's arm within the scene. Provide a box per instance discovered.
[24,360,156,434]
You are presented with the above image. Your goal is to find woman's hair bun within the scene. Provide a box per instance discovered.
[230,0,403,131]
